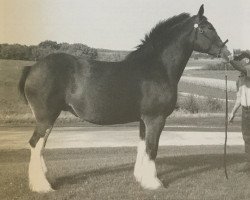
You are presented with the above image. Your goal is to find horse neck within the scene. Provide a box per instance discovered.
[160,26,194,85]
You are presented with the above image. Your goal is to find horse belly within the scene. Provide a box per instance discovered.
[85,106,139,125]
[69,87,140,125]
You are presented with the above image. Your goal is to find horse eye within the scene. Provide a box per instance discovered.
[199,28,204,34]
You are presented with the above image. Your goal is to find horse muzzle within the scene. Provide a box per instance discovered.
[217,39,230,58]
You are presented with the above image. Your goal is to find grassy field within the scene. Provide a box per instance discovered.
[178,81,236,100]
[1,146,250,200]
[0,60,35,116]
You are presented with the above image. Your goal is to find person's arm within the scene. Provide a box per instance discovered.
[229,94,241,122]
[234,51,250,60]
[229,60,247,75]
[229,80,242,123]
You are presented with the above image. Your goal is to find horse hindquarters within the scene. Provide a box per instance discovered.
[26,89,61,192]
[24,62,67,192]
[134,115,165,189]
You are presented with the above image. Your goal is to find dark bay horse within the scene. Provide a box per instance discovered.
[19,5,230,192]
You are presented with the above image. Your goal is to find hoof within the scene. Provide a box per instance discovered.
[134,167,142,182]
[141,177,163,190]
[29,183,54,193]
[30,186,55,193]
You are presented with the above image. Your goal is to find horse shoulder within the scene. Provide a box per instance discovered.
[140,79,177,115]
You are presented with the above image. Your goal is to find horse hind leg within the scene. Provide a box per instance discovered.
[136,115,165,190]
[29,123,54,193]
[28,103,61,192]
[38,126,52,174]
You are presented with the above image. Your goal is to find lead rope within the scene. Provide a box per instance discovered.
[224,61,229,179]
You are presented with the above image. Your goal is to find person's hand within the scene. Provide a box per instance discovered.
[234,50,250,61]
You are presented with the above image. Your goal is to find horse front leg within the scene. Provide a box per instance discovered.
[134,119,146,182]
[135,115,165,190]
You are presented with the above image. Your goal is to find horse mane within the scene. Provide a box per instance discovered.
[125,13,191,62]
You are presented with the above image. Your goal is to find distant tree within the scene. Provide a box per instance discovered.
[60,43,97,59]
[38,40,59,50]
[0,44,30,60]
[0,41,97,60]
[58,42,70,52]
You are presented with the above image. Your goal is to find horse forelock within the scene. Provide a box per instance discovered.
[126,13,191,62]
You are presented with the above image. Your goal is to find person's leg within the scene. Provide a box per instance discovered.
[242,107,250,168]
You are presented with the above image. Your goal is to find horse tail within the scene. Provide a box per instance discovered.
[18,66,31,104]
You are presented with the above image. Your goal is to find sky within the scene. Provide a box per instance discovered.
[1,0,250,51]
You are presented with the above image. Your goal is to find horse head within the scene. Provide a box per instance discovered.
[192,5,230,57]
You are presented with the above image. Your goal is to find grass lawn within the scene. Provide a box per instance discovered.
[1,146,250,200]
[0,59,35,116]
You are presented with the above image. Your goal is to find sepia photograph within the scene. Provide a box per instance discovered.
[1,0,250,199]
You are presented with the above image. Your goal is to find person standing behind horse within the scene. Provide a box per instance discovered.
[224,50,250,168]
[228,72,244,122]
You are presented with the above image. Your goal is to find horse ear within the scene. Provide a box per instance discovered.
[197,4,204,19]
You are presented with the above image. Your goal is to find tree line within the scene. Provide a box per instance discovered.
[0,40,98,61]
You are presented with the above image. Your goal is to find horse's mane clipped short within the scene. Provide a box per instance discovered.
[126,13,191,62]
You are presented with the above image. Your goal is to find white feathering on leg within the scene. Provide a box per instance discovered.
[41,155,47,174]
[140,154,162,190]
[134,140,146,182]
[29,138,53,193]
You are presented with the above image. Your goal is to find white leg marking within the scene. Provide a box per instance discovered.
[140,154,163,190]
[41,155,47,174]
[40,128,51,174]
[134,140,146,182]
[29,138,53,193]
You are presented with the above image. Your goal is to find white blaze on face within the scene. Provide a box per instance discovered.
[134,140,162,190]
[29,138,53,193]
